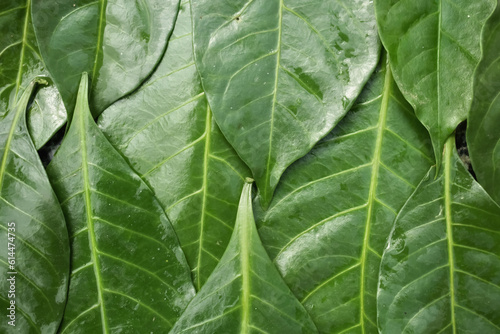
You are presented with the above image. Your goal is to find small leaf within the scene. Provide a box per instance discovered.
[375,0,495,169]
[256,55,434,333]
[0,1,67,149]
[0,79,69,333]
[192,0,380,207]
[467,0,500,205]
[378,136,500,333]
[99,0,251,290]
[47,74,195,333]
[32,0,180,116]
[170,179,318,334]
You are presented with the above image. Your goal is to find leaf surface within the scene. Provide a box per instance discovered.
[0,79,69,333]
[170,179,318,334]
[256,56,434,333]
[32,0,180,116]
[0,0,67,149]
[374,0,495,168]
[99,0,251,290]
[192,0,380,207]
[47,75,195,333]
[378,136,500,333]
[467,0,500,205]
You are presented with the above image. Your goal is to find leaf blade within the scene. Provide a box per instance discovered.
[0,79,69,333]
[378,136,500,333]
[47,74,195,333]
[98,0,252,290]
[192,0,380,207]
[170,179,318,334]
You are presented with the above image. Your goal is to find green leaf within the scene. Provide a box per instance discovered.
[467,0,500,205]
[0,79,69,333]
[170,179,318,334]
[47,74,195,333]
[0,1,67,149]
[374,0,495,169]
[192,0,380,207]
[378,136,500,333]
[99,0,251,291]
[32,0,180,116]
[256,56,434,333]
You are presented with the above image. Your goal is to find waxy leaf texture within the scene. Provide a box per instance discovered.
[0,0,66,149]
[375,0,495,169]
[47,75,195,333]
[378,137,500,333]
[0,79,69,333]
[170,180,318,334]
[99,0,251,291]
[32,0,180,116]
[468,0,500,205]
[192,0,380,207]
[256,56,434,333]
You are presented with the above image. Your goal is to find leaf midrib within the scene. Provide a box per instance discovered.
[444,136,457,334]
[14,0,31,96]
[78,96,109,334]
[358,61,392,332]
[91,0,107,83]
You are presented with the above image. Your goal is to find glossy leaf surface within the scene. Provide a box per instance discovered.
[375,0,494,168]
[192,0,380,207]
[256,57,434,333]
[32,0,180,116]
[0,79,69,333]
[99,0,251,290]
[47,75,195,333]
[378,136,500,333]
[0,1,67,149]
[170,180,318,334]
[467,0,500,205]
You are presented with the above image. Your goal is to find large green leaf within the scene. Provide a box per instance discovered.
[0,0,67,149]
[378,136,500,333]
[256,56,434,333]
[374,0,495,169]
[170,179,318,333]
[467,0,500,205]
[47,75,195,333]
[32,0,180,116]
[99,0,251,291]
[0,79,69,333]
[192,0,380,207]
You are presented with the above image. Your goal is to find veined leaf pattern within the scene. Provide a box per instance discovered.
[170,179,318,334]
[374,0,495,169]
[378,136,500,333]
[32,0,180,116]
[99,0,251,290]
[192,0,380,207]
[0,0,66,148]
[0,79,69,333]
[256,56,434,333]
[467,0,500,205]
[47,75,195,333]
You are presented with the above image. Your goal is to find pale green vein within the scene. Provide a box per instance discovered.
[239,184,252,334]
[78,89,109,333]
[14,0,30,96]
[444,137,457,334]
[195,105,212,290]
[61,303,100,333]
[91,0,107,82]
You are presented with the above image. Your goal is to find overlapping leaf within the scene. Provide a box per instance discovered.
[375,0,495,168]
[256,56,434,333]
[99,0,251,290]
[32,0,180,116]
[467,0,500,205]
[47,75,195,333]
[0,79,69,333]
[0,0,66,148]
[170,180,318,334]
[192,0,380,207]
[378,136,500,333]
